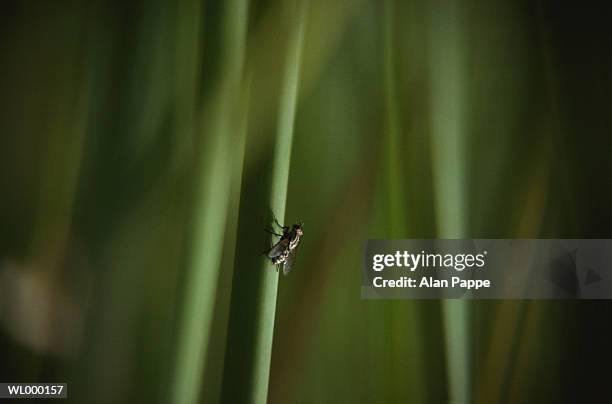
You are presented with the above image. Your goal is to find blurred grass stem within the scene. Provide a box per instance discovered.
[170,1,248,403]
[428,0,471,402]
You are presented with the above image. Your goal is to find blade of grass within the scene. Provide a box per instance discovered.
[251,3,306,403]
[381,2,428,403]
[170,1,249,403]
[383,2,448,402]
[219,2,307,403]
[201,73,252,404]
[428,0,471,402]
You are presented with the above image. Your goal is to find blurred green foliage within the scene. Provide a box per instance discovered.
[1,0,612,403]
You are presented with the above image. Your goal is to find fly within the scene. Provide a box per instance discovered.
[266,219,303,275]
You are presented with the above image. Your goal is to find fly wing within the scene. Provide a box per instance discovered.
[268,238,289,259]
[282,247,298,275]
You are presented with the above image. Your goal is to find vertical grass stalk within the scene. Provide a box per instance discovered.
[250,3,307,403]
[201,75,252,404]
[428,0,471,402]
[382,2,427,403]
[170,1,248,403]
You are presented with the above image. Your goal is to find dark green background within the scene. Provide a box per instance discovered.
[1,0,611,403]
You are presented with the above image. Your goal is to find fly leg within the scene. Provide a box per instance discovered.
[265,228,283,237]
[263,227,282,255]
[273,218,289,232]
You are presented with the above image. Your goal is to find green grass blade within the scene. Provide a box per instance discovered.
[250,4,307,403]
[170,1,249,403]
[428,0,471,402]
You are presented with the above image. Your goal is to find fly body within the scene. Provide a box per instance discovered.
[266,219,303,275]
